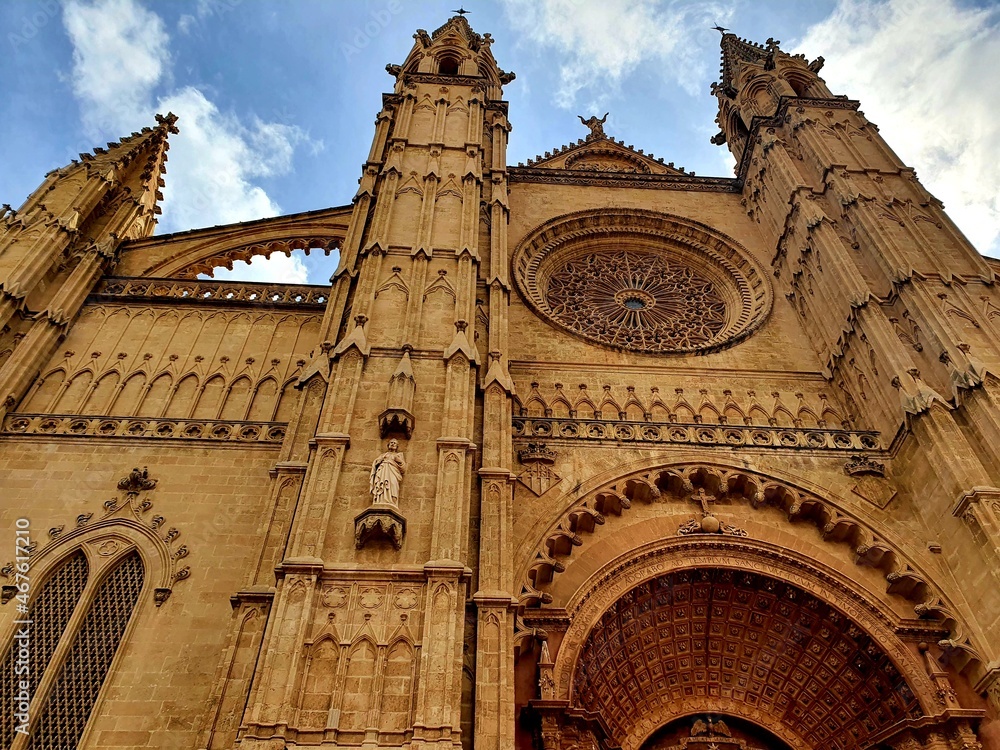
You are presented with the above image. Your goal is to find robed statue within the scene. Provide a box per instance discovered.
[578,112,609,140]
[369,438,406,507]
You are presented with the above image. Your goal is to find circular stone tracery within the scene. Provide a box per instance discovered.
[546,250,728,351]
[571,569,921,750]
[512,210,772,355]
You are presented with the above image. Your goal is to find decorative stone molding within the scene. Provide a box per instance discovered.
[519,462,943,629]
[1,465,190,607]
[354,506,407,550]
[513,417,879,452]
[2,414,287,443]
[511,210,772,355]
[93,276,329,308]
[509,168,739,193]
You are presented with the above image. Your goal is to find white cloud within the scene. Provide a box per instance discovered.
[63,0,170,136]
[797,0,1000,257]
[62,0,317,283]
[500,0,733,106]
[177,14,197,35]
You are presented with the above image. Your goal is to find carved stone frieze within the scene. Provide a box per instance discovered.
[3,414,287,443]
[520,462,935,618]
[514,417,879,452]
[94,276,329,307]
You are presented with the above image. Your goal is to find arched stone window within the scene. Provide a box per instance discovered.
[0,551,89,746]
[438,53,460,75]
[0,545,147,747]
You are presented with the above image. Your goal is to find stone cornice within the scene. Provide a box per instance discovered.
[509,167,739,192]
[2,413,286,444]
[513,416,879,452]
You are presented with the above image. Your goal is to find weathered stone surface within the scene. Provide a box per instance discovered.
[0,15,997,750]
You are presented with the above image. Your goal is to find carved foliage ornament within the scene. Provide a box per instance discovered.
[512,210,772,355]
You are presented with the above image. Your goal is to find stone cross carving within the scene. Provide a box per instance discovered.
[369,438,406,507]
[678,488,748,537]
[578,112,608,140]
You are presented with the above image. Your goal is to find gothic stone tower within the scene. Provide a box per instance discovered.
[0,15,998,750]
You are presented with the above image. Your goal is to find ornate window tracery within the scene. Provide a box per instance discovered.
[545,250,728,352]
[0,546,145,747]
[31,551,144,748]
[0,552,89,747]
[512,210,772,355]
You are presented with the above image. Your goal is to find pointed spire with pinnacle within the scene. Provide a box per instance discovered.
[387,14,514,99]
[710,32,831,162]
[717,33,772,98]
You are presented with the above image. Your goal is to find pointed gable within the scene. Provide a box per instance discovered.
[521,134,688,176]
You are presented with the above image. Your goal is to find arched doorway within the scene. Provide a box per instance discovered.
[643,714,792,750]
[524,540,985,750]
[573,568,918,749]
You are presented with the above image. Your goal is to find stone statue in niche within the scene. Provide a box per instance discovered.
[369,438,406,507]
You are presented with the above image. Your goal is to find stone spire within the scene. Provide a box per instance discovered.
[386,14,514,99]
[710,32,830,161]
[0,113,178,420]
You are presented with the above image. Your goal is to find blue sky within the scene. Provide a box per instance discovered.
[1,0,998,284]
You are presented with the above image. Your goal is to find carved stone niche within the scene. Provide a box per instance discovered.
[379,345,416,439]
[355,506,407,551]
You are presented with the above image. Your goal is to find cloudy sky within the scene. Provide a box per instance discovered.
[1,0,997,284]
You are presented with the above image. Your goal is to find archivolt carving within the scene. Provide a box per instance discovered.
[548,540,952,750]
[573,568,923,750]
[511,210,772,354]
[518,462,974,660]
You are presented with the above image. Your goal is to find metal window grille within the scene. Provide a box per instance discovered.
[29,551,143,749]
[0,551,88,747]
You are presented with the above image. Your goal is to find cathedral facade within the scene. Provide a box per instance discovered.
[0,13,998,750]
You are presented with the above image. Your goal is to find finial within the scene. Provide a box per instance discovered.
[712,25,729,34]
[577,112,609,140]
[452,7,470,15]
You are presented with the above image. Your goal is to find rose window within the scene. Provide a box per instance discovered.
[545,250,727,352]
[512,209,772,355]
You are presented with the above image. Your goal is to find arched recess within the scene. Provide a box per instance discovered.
[515,460,984,673]
[0,491,188,748]
[526,537,985,750]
